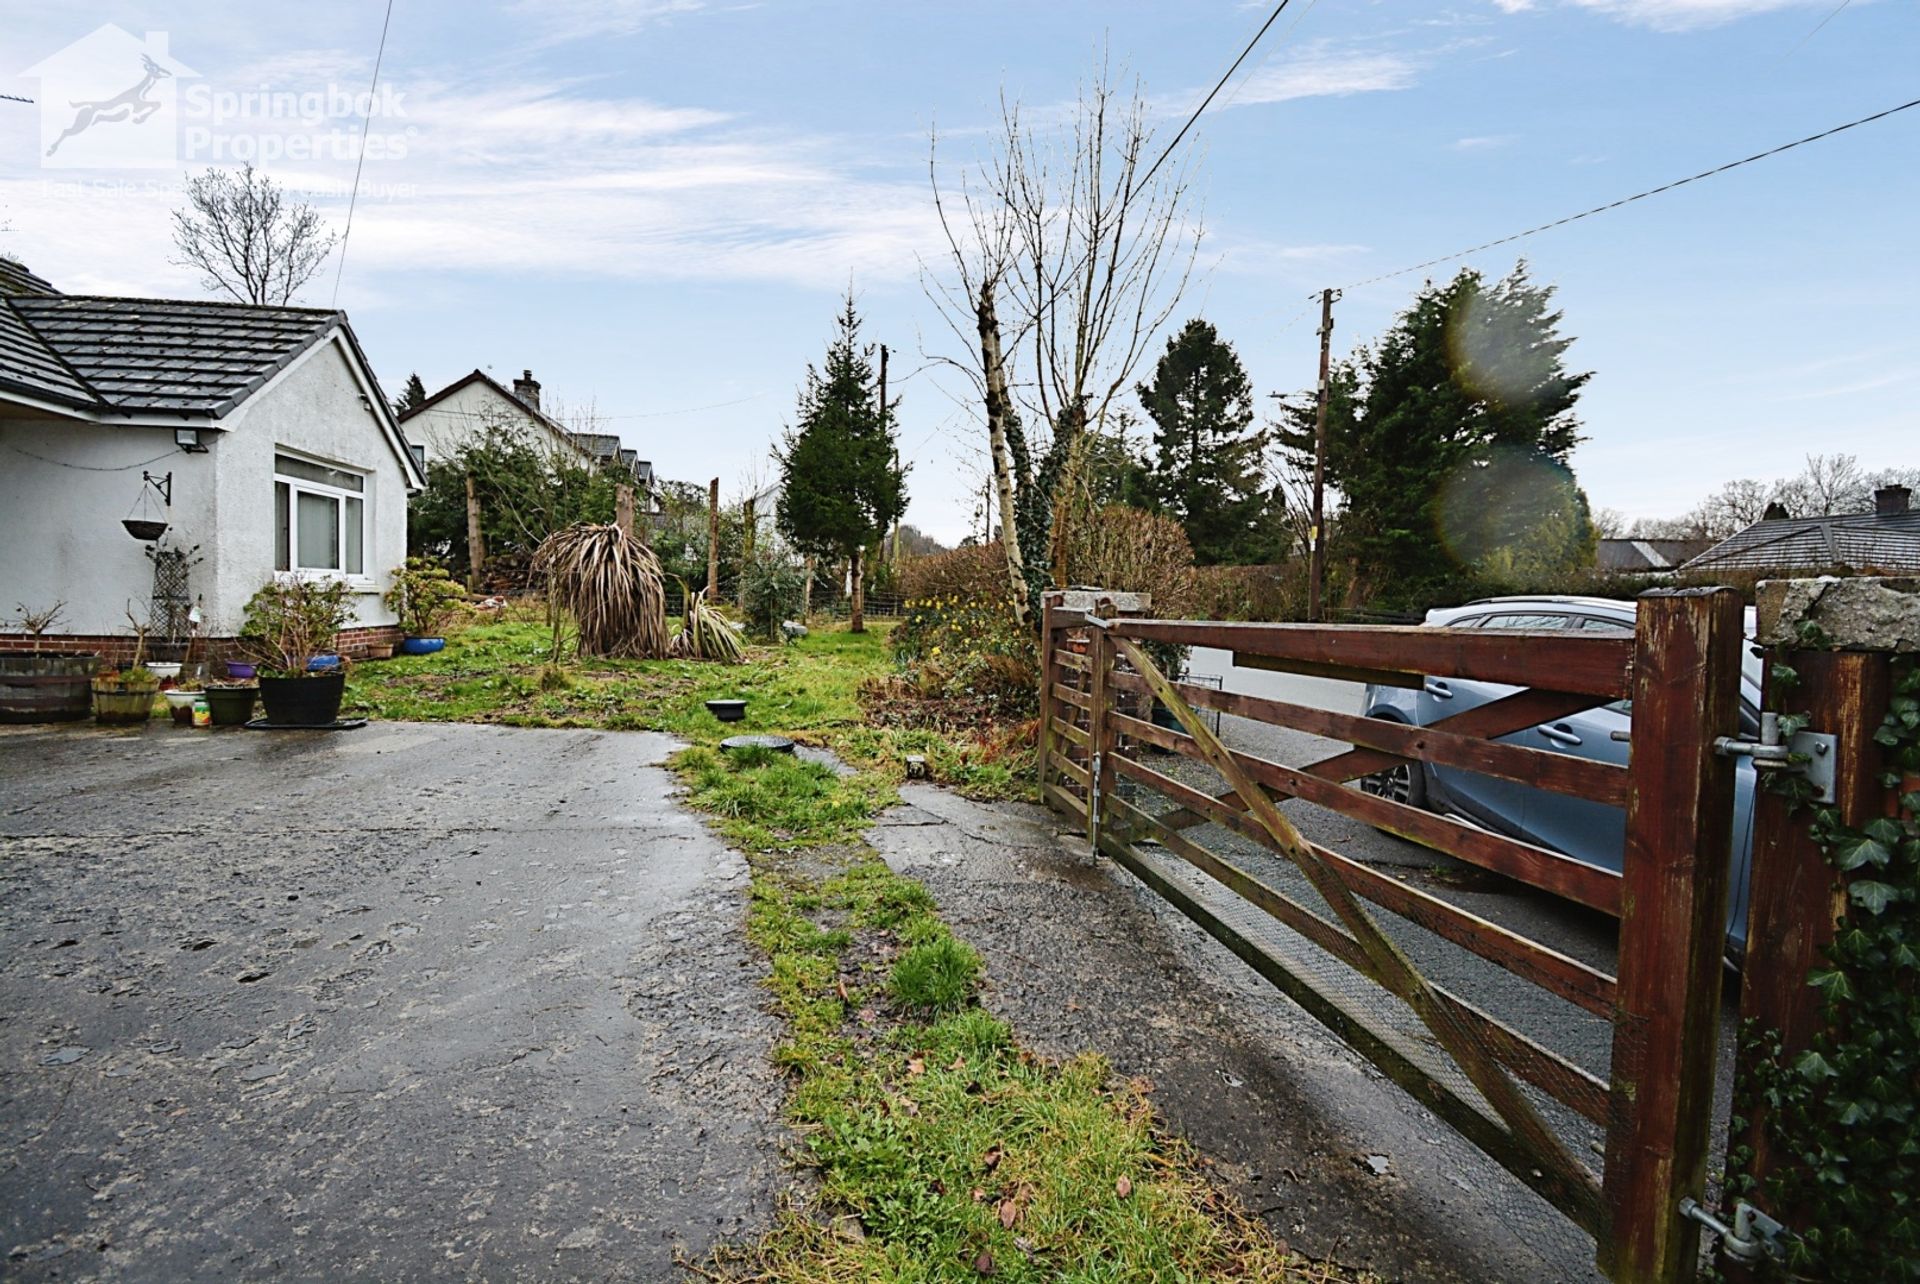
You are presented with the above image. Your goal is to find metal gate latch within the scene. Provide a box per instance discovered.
[1679,1197,1788,1265]
[1714,711,1838,803]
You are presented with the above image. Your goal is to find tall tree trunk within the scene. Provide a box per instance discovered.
[977,278,1032,628]
[850,545,865,634]
[802,555,815,617]
[1049,401,1087,589]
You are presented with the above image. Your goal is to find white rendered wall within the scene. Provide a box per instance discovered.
[0,417,216,635]
[215,336,409,631]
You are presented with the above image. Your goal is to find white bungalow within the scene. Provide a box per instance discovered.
[0,258,426,658]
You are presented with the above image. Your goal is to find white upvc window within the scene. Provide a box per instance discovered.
[274,452,367,582]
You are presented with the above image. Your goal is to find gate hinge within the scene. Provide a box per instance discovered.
[1680,1197,1789,1265]
[1714,711,1837,803]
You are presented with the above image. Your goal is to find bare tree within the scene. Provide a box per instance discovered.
[171,164,337,306]
[927,59,1200,621]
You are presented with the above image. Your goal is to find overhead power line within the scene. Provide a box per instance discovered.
[1132,0,1298,198]
[331,0,397,308]
[1341,95,1920,291]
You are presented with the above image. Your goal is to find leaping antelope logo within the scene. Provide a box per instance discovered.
[46,52,171,156]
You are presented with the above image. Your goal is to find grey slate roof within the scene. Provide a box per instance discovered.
[0,257,59,297]
[0,304,93,405]
[1597,537,1712,573]
[0,295,339,417]
[1681,511,1920,574]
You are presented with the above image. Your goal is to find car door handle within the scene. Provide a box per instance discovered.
[1537,723,1582,747]
[1424,680,1453,699]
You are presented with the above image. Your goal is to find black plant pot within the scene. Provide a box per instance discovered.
[258,673,346,727]
[204,685,258,727]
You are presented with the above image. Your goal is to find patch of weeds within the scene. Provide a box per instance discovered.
[676,800,1365,1282]
[675,745,893,850]
[886,935,982,1015]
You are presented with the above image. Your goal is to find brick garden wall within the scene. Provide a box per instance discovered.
[0,625,404,666]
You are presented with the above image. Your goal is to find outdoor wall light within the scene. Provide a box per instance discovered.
[175,427,208,453]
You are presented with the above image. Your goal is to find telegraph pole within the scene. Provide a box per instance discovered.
[1308,288,1337,623]
[879,343,898,565]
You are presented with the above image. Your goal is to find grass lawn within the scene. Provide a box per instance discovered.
[344,612,1027,806]
[347,610,1361,1281]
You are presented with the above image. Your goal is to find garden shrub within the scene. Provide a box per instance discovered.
[1061,504,1198,617]
[742,552,806,642]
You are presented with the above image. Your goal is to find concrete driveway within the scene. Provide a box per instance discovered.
[0,722,781,1282]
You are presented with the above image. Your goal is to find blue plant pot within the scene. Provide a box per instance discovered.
[400,637,446,655]
[307,654,342,672]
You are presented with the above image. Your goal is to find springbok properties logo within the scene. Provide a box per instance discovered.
[21,25,196,169]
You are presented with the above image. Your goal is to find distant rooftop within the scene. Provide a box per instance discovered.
[1596,537,1712,574]
[1681,489,1920,575]
[0,256,59,298]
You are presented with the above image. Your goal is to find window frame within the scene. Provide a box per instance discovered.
[273,451,370,587]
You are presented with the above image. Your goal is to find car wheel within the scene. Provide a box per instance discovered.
[1358,750,1427,811]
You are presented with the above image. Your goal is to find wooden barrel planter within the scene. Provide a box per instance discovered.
[0,653,98,723]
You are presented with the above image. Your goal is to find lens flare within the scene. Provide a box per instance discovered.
[1435,445,1586,576]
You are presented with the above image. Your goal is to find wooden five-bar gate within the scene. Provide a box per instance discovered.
[1039,587,1747,1284]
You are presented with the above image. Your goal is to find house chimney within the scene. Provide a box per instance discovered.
[512,369,541,413]
[1876,484,1912,516]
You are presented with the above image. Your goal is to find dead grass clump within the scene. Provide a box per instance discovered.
[533,523,669,659]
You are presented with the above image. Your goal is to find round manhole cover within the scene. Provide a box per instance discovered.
[720,734,795,754]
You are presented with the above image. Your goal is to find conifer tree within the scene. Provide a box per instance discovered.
[776,294,906,631]
[1136,319,1271,564]
[1278,263,1593,606]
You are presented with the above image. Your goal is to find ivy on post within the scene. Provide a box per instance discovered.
[1730,576,1920,1282]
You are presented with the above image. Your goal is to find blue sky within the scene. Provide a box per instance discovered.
[4,0,1914,544]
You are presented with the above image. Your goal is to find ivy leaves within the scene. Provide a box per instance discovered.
[1739,655,1920,1282]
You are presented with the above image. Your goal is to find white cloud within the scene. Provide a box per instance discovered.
[0,64,941,302]
[509,0,710,43]
[1452,134,1515,149]
[1509,0,1836,31]
[1222,49,1420,108]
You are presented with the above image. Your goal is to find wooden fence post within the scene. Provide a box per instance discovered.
[464,472,486,592]
[1732,642,1894,1256]
[1038,592,1056,799]
[1087,621,1113,848]
[615,484,635,540]
[1602,587,1744,1284]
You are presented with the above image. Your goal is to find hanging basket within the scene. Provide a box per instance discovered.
[123,518,169,542]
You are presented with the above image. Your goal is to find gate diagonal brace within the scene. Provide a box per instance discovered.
[1096,624,1594,1201]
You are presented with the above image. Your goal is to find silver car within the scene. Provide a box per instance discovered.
[1359,595,1761,957]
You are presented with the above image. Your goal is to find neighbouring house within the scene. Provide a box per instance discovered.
[1679,486,1920,577]
[399,367,651,483]
[567,430,654,492]
[1595,537,1713,575]
[0,258,426,660]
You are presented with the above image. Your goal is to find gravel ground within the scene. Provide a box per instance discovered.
[0,722,783,1283]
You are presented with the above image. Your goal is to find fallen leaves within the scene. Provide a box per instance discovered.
[998,1198,1019,1229]
[1115,1175,1133,1199]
